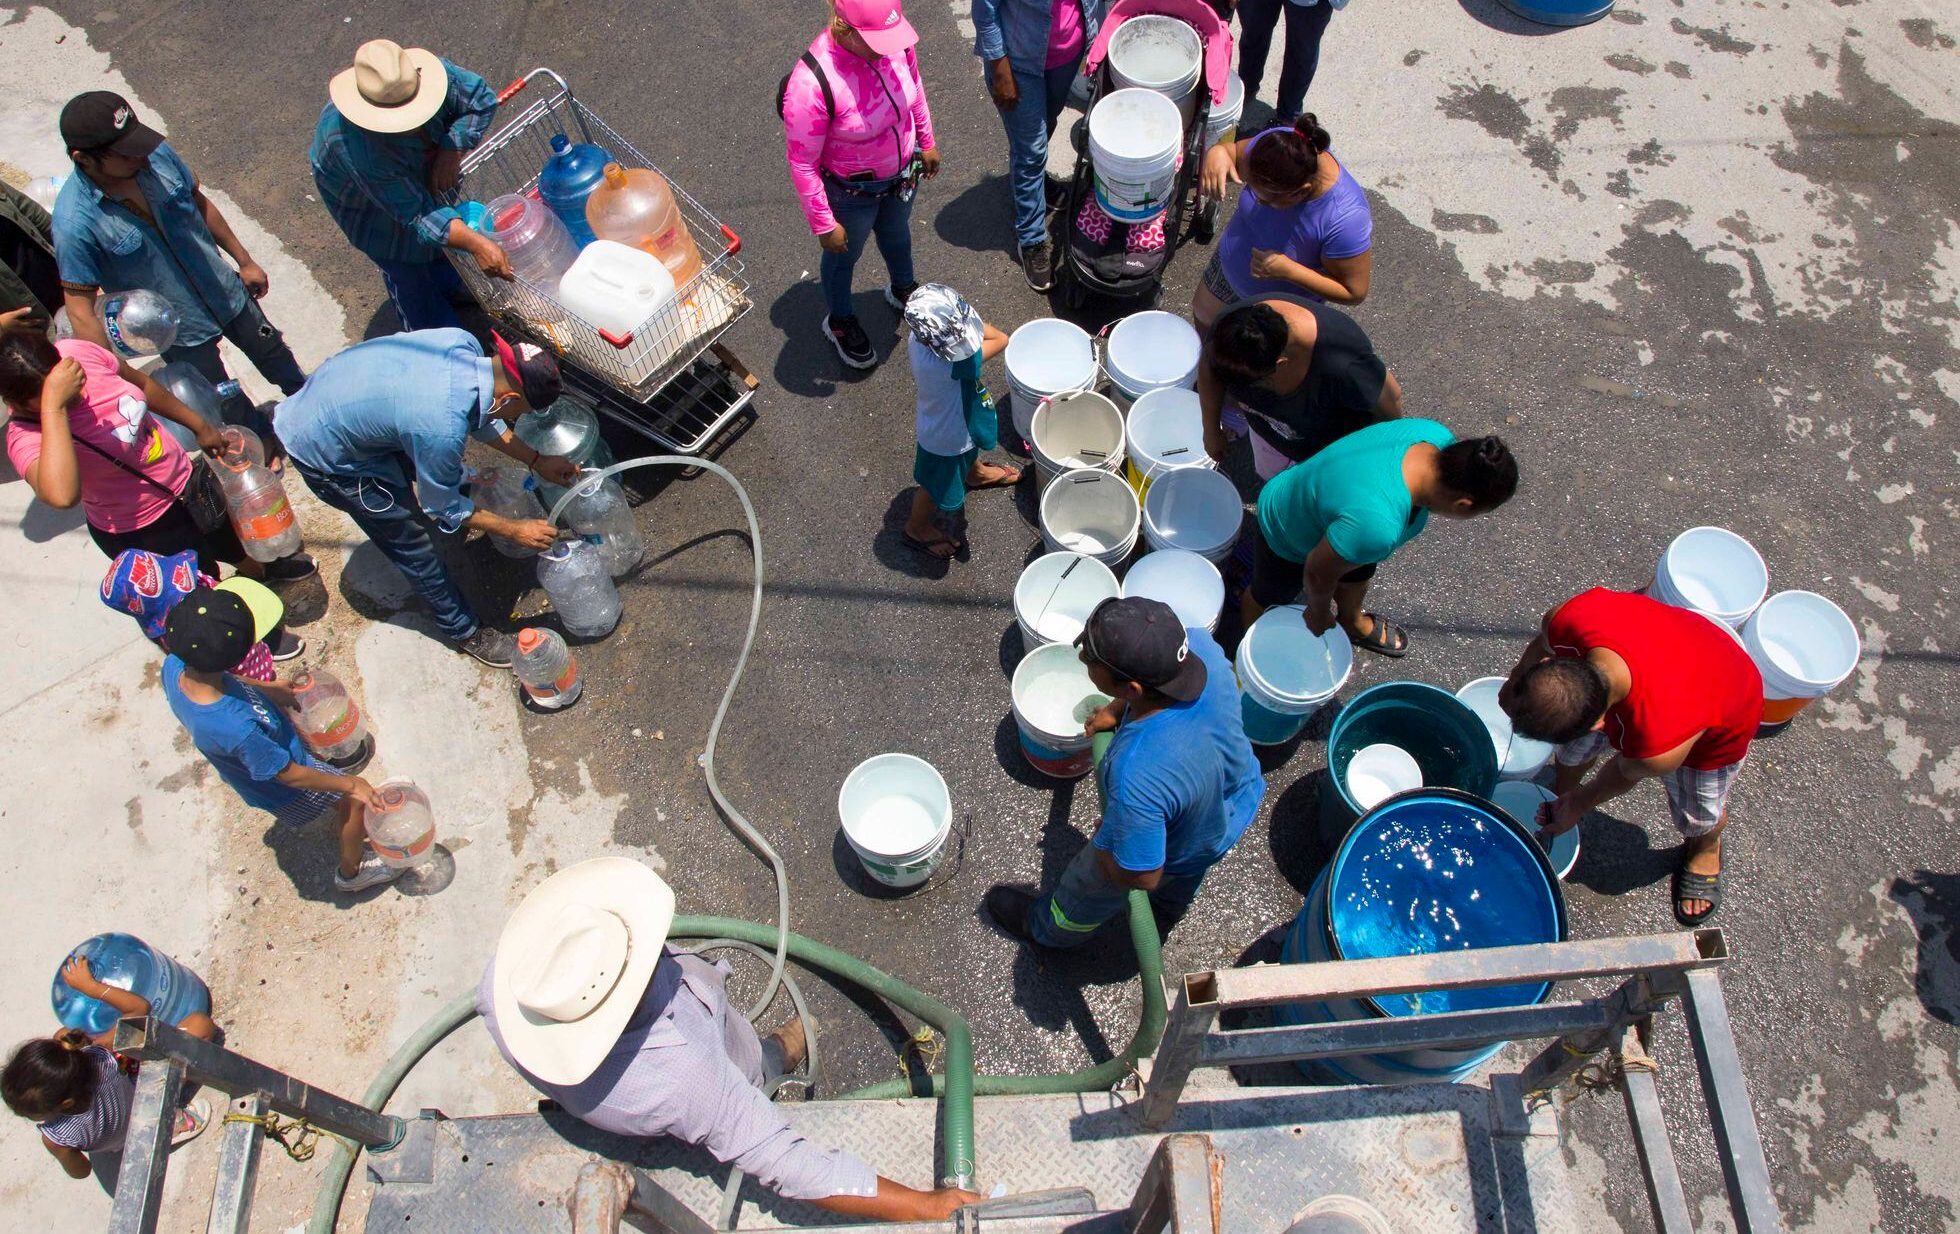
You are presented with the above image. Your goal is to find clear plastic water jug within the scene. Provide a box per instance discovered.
[480,192,581,290]
[51,933,211,1038]
[219,423,265,468]
[515,399,617,510]
[96,288,179,358]
[151,362,220,452]
[557,241,675,339]
[536,539,621,638]
[217,456,303,562]
[563,472,644,577]
[584,163,703,291]
[287,668,370,766]
[538,133,614,248]
[364,779,436,869]
[472,465,550,557]
[515,627,583,709]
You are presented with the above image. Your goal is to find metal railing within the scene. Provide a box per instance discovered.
[1141,927,1783,1234]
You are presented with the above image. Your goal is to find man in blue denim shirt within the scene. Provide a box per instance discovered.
[972,0,1106,291]
[53,92,305,435]
[278,329,581,667]
[309,40,511,333]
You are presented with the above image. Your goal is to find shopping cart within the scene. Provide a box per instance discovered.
[443,68,757,455]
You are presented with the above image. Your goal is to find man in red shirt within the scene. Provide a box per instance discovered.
[1497,588,1763,925]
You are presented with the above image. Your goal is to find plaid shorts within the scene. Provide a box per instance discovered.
[1555,731,1740,837]
[1200,249,1239,305]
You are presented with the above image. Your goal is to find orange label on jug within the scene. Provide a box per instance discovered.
[308,704,361,747]
[524,662,580,701]
[237,499,294,541]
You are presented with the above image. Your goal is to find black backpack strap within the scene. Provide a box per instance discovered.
[779,51,836,123]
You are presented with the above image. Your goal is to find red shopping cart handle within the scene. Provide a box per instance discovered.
[497,77,530,104]
[720,224,742,257]
[598,328,634,349]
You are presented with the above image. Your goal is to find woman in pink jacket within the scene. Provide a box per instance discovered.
[782,0,942,371]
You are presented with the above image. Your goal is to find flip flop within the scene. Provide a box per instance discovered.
[902,532,960,561]
[1672,862,1722,926]
[1349,613,1410,658]
[966,463,1023,490]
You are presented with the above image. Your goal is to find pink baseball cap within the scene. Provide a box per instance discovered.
[834,0,918,56]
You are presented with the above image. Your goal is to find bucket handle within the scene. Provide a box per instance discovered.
[1028,555,1084,631]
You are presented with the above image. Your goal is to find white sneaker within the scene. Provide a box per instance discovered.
[171,1097,210,1147]
[334,853,406,894]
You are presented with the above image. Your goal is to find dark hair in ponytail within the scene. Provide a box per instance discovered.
[1245,113,1334,193]
[2,1030,99,1122]
[1436,436,1518,512]
[0,327,61,410]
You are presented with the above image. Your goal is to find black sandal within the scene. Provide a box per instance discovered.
[902,531,960,561]
[1350,613,1410,658]
[1672,862,1722,926]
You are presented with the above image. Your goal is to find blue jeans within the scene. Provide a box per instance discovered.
[372,256,467,333]
[162,297,305,439]
[820,177,914,321]
[292,458,480,642]
[1029,841,1208,948]
[997,58,1082,250]
[1236,0,1334,121]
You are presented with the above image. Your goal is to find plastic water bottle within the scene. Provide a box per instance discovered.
[585,163,703,291]
[50,933,211,1038]
[95,289,179,358]
[514,627,583,709]
[538,134,614,249]
[287,669,371,767]
[472,466,550,558]
[363,779,436,869]
[536,539,621,638]
[151,362,222,452]
[51,306,75,341]
[515,399,616,510]
[563,472,644,577]
[217,455,304,562]
[23,173,66,211]
[219,424,266,468]
[480,192,581,289]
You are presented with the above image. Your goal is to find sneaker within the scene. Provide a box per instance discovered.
[1019,242,1055,293]
[883,282,920,312]
[457,627,516,668]
[822,314,877,370]
[264,553,318,583]
[983,885,1040,945]
[171,1097,210,1147]
[334,851,407,894]
[268,629,307,661]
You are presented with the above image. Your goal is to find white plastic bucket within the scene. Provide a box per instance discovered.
[837,753,953,889]
[1125,387,1215,497]
[1011,643,1113,779]
[1455,676,1555,781]
[1122,549,1224,632]
[1742,590,1861,728]
[1142,466,1243,562]
[1089,89,1183,222]
[1040,468,1141,566]
[1202,72,1245,147]
[1014,551,1120,648]
[1108,15,1204,123]
[1492,782,1579,880]
[1235,606,1353,745]
[1030,390,1127,490]
[1006,319,1097,443]
[1652,527,1768,628]
[1346,743,1422,811]
[1104,311,1201,411]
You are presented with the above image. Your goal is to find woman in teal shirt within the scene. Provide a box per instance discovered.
[1246,418,1518,656]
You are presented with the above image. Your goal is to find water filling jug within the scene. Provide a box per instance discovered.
[515,627,583,709]
[538,133,614,248]
[217,456,303,562]
[472,465,550,557]
[536,539,621,638]
[585,162,702,290]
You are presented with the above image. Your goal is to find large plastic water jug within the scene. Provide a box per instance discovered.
[95,288,178,358]
[562,472,644,577]
[471,465,550,557]
[515,627,583,710]
[219,424,266,468]
[364,779,436,869]
[585,163,702,291]
[151,361,221,453]
[537,539,621,638]
[51,933,211,1038]
[217,456,303,562]
[515,399,617,510]
[479,192,581,290]
[558,241,676,340]
[538,134,614,248]
[287,668,371,766]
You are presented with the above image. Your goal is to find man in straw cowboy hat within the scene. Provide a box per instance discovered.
[310,39,511,333]
[478,858,981,1222]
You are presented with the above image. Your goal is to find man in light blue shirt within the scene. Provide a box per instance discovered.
[53,91,304,434]
[309,40,511,332]
[278,329,581,666]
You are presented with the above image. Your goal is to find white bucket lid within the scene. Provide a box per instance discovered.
[1006,318,1096,395]
[1107,311,1201,394]
[1238,605,1353,703]
[1121,549,1224,631]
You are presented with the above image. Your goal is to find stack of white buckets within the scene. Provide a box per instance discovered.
[1091,17,1205,226]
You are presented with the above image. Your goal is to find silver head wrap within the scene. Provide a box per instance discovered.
[901,283,984,362]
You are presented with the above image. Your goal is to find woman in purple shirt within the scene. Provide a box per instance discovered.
[1194,113,1372,329]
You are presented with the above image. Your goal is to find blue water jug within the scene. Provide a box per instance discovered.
[51,933,212,1038]
[538,133,614,249]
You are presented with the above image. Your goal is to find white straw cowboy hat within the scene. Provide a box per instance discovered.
[491,857,676,1086]
[330,39,447,133]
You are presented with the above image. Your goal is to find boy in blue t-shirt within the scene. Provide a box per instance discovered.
[986,597,1265,947]
[159,580,398,894]
[899,284,1018,561]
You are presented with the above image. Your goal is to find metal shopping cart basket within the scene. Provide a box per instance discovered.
[443,68,757,455]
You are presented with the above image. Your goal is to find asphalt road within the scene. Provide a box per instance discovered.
[42,1,1960,1229]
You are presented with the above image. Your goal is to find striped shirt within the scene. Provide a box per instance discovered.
[38,1046,133,1153]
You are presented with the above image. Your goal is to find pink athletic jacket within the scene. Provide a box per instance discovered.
[781,29,937,236]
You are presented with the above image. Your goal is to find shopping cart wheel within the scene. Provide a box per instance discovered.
[1071,116,1088,158]
[1192,199,1219,245]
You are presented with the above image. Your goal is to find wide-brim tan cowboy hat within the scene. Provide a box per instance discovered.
[491,856,676,1086]
[329,39,447,134]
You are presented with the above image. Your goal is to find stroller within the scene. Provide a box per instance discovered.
[1054,0,1235,309]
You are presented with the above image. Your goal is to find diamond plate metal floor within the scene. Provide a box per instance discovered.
[364,1081,1593,1231]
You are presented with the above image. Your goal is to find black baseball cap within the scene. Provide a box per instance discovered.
[491,331,563,410]
[1076,597,1208,702]
[60,91,164,159]
[163,586,257,672]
